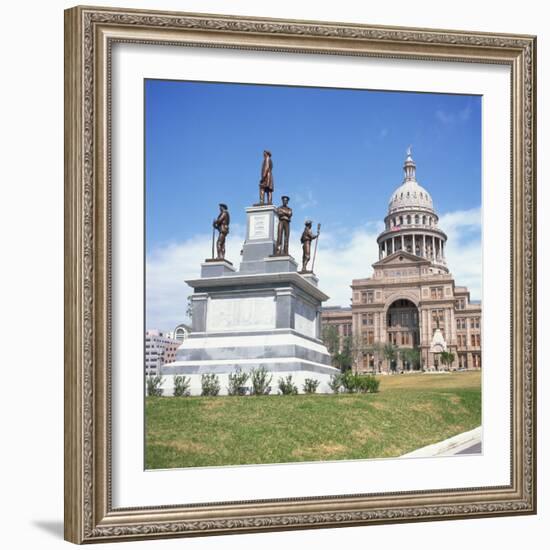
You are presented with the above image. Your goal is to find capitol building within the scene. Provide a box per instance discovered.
[321,149,482,372]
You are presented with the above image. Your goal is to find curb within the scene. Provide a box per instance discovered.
[401,426,482,458]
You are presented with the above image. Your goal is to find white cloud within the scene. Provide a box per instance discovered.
[146,208,482,330]
[435,109,455,125]
[293,188,318,211]
[438,207,482,301]
[435,104,472,125]
[288,222,382,307]
[145,225,245,331]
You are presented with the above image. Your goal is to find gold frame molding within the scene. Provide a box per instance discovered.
[64,5,537,544]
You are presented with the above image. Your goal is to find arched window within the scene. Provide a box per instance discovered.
[422,215,426,225]
[415,214,419,224]
[406,215,411,224]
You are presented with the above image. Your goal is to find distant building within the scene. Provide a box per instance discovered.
[321,150,482,373]
[145,329,180,376]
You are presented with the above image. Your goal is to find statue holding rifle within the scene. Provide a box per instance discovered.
[300,220,320,273]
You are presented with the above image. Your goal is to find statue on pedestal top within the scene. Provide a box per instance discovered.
[300,220,320,272]
[275,195,292,256]
[259,150,274,205]
[212,203,230,260]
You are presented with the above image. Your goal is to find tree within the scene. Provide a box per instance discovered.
[439,350,456,370]
[335,335,353,372]
[322,325,340,356]
[399,347,421,371]
[367,342,386,373]
[349,334,368,373]
[383,343,398,373]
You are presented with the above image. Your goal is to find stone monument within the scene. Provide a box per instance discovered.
[161,162,338,395]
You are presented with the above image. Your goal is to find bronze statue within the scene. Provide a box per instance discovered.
[275,195,292,255]
[212,203,230,260]
[300,220,319,272]
[259,150,274,205]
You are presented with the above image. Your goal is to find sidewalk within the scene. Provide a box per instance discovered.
[401,426,482,458]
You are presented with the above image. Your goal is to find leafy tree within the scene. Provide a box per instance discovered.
[336,335,353,372]
[360,342,385,373]
[349,335,375,374]
[440,350,456,370]
[322,325,340,356]
[383,343,398,372]
[399,347,421,371]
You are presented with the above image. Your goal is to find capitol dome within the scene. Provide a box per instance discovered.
[388,149,434,214]
[377,147,448,272]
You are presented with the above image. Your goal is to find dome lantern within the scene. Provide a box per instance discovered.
[403,145,416,181]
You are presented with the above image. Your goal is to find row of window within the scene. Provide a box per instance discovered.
[458,353,482,368]
[387,331,415,346]
[456,334,481,347]
[430,286,444,299]
[387,214,435,229]
[456,298,467,309]
[456,317,481,330]
[360,291,374,304]
[328,313,480,335]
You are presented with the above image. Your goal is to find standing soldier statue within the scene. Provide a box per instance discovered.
[259,150,274,205]
[300,220,320,272]
[212,203,230,261]
[275,195,292,255]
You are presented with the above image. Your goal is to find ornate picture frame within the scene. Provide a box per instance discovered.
[64,5,536,543]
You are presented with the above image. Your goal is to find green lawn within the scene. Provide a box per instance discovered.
[145,371,481,469]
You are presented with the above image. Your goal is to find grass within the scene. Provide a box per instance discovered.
[145,371,481,469]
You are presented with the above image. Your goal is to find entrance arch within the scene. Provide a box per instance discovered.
[386,299,420,372]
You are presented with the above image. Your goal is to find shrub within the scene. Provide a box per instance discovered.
[278,375,298,395]
[303,378,320,394]
[328,373,343,394]
[341,370,359,393]
[146,374,164,397]
[341,372,381,394]
[201,373,221,396]
[173,375,191,397]
[360,375,380,393]
[250,366,272,395]
[227,368,249,396]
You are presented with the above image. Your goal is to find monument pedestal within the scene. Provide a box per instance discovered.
[161,203,338,395]
[200,260,236,278]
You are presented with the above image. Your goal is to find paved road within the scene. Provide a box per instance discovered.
[456,442,482,455]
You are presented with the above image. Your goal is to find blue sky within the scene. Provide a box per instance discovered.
[145,79,482,331]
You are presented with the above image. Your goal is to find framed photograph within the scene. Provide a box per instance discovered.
[64,5,537,544]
